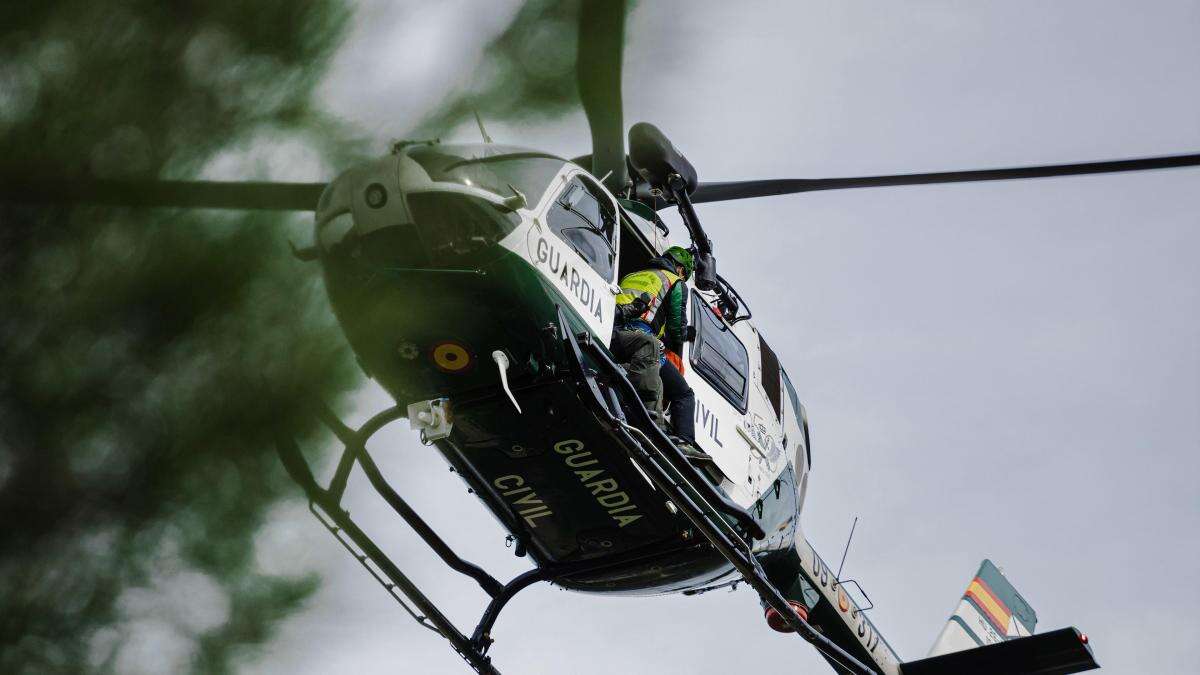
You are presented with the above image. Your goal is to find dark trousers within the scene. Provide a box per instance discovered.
[611,330,662,405]
[660,359,696,444]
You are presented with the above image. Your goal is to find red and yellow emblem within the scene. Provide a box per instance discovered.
[965,577,1011,634]
[430,341,473,373]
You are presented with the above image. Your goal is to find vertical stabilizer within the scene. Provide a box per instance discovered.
[928,559,1037,657]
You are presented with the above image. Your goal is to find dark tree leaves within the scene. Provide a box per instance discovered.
[0,2,356,673]
[416,0,639,140]
[0,1,651,672]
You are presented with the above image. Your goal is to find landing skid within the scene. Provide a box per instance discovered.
[272,307,876,675]
[276,406,511,674]
[276,404,689,673]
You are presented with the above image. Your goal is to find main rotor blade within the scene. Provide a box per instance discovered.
[577,0,629,194]
[689,152,1200,204]
[1,178,326,211]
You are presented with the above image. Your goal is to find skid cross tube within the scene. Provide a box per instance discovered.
[470,568,550,653]
[312,402,504,597]
[470,539,727,655]
[559,313,876,675]
[274,433,501,675]
[321,403,405,501]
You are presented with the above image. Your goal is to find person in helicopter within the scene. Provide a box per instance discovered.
[612,246,704,460]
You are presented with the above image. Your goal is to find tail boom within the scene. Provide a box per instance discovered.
[774,545,1098,675]
[793,537,903,674]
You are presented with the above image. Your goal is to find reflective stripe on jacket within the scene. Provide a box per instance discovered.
[615,267,680,334]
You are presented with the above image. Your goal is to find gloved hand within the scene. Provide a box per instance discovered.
[617,293,650,322]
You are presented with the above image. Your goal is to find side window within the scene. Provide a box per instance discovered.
[782,369,801,422]
[782,369,810,468]
[546,176,616,280]
[759,335,782,420]
[690,291,749,411]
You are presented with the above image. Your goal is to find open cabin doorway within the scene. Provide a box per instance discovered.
[615,204,661,283]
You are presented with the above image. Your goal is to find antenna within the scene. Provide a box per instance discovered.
[473,110,493,144]
[835,516,858,584]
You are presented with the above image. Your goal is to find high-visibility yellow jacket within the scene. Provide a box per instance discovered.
[615,259,685,351]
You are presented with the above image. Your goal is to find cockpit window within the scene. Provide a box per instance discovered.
[408,144,565,206]
[546,176,617,280]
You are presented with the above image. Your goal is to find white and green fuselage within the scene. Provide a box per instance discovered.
[310,142,1093,674]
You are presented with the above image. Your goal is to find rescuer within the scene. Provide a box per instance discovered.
[611,246,703,459]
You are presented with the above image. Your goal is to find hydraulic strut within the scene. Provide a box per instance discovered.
[666,172,718,292]
[665,173,746,322]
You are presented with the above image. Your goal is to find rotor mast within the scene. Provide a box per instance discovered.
[577,0,630,196]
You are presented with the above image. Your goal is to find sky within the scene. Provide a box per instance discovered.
[249,2,1200,673]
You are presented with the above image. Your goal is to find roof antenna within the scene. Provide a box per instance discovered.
[834,515,858,586]
[473,110,493,144]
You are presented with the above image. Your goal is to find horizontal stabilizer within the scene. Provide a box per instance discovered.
[902,627,1098,675]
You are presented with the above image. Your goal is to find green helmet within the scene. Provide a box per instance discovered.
[664,246,695,280]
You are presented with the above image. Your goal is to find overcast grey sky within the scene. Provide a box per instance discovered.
[250,2,1200,673]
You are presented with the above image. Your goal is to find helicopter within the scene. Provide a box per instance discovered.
[5,2,1198,674]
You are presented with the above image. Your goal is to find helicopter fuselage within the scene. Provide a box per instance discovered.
[314,142,812,594]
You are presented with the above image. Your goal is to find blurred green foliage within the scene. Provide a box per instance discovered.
[0,0,637,672]
[417,0,626,138]
[0,2,357,673]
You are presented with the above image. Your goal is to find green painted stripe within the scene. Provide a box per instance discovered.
[948,615,986,647]
[977,559,1037,632]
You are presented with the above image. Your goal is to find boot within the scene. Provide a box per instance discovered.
[671,437,711,462]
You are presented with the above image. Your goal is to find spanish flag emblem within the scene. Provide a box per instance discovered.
[965,576,1011,635]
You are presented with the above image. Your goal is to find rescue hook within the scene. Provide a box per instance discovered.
[491,350,522,414]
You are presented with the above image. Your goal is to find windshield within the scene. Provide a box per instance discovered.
[408,143,566,206]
